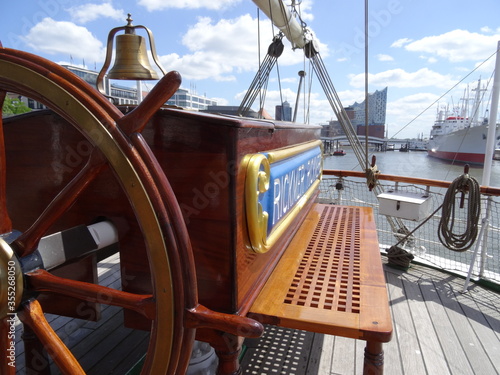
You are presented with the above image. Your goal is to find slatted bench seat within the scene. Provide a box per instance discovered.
[248,203,393,375]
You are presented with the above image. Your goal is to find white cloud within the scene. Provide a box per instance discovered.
[481,26,494,33]
[161,51,238,81]
[377,54,393,62]
[160,15,259,81]
[386,93,439,138]
[292,0,314,22]
[349,68,455,89]
[182,16,255,53]
[403,29,500,63]
[159,14,312,81]
[67,3,126,24]
[22,18,105,63]
[391,38,412,48]
[138,0,241,11]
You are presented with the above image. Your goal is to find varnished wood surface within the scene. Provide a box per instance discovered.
[19,299,85,374]
[0,49,188,374]
[0,91,12,234]
[139,108,321,314]
[3,110,145,320]
[249,204,392,343]
[4,105,320,318]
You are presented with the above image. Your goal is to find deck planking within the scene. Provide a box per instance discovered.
[11,255,500,374]
[241,257,499,375]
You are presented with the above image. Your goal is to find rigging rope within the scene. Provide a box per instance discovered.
[237,34,284,117]
[250,1,418,246]
[438,172,481,252]
[307,48,413,243]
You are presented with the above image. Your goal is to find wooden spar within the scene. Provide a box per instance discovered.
[251,0,308,49]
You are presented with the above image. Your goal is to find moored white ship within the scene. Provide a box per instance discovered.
[427,116,492,163]
[427,79,499,164]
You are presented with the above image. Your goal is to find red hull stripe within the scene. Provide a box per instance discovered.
[427,150,485,164]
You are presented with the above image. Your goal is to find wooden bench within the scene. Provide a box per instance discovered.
[248,203,393,374]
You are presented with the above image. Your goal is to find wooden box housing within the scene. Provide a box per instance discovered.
[139,108,321,314]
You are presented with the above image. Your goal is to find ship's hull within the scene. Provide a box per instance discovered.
[427,124,495,164]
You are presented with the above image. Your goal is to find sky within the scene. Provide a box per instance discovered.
[2,0,500,139]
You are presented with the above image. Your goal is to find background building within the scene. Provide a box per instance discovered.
[13,65,218,110]
[166,88,217,110]
[322,87,388,139]
[275,101,292,121]
[351,87,387,138]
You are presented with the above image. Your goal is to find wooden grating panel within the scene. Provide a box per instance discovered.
[283,206,361,313]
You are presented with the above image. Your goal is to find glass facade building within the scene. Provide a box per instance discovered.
[350,87,387,127]
[166,88,218,110]
[16,65,218,110]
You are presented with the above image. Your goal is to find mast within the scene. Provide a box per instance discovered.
[482,41,500,186]
[471,78,485,126]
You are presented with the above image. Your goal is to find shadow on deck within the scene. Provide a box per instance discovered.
[239,256,500,375]
[12,255,500,374]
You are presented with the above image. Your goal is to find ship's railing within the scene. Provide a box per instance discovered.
[319,170,500,289]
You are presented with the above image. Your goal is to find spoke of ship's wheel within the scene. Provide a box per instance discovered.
[0,91,12,234]
[13,149,107,257]
[26,269,155,320]
[1,317,16,375]
[18,299,85,375]
[117,70,181,135]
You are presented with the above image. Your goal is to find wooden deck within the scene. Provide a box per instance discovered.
[241,257,500,375]
[12,254,500,374]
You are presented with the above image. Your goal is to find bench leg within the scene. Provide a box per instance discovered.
[206,332,243,375]
[363,341,384,375]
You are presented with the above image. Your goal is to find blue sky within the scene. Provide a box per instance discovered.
[2,0,500,138]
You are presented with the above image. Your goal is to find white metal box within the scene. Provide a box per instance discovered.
[377,190,431,221]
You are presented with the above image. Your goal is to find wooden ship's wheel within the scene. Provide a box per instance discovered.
[0,48,262,375]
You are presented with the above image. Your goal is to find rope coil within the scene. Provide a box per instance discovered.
[387,170,481,270]
[438,172,481,252]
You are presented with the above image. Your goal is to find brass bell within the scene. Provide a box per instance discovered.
[96,14,166,96]
[108,33,159,80]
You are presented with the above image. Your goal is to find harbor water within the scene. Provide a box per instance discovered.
[324,148,500,188]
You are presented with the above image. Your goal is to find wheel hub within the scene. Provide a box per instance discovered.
[0,237,23,319]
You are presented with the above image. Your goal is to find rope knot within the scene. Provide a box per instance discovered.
[365,165,380,191]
